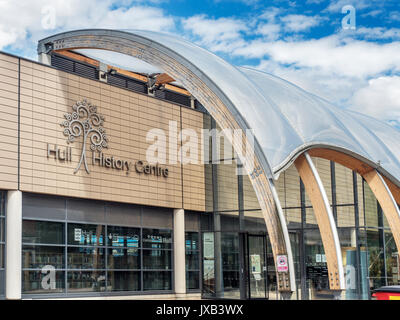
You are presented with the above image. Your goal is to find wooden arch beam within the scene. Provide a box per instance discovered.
[38,30,295,293]
[295,152,346,290]
[307,147,400,259]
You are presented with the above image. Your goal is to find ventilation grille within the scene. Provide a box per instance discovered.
[51,54,98,80]
[155,89,191,107]
[50,53,206,112]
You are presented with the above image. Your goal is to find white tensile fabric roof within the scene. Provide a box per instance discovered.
[47,29,400,184]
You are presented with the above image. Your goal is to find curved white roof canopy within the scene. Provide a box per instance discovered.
[38,29,400,186]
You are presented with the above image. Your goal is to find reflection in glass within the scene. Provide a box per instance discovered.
[186,271,200,290]
[143,271,172,290]
[304,229,329,299]
[142,229,172,249]
[67,247,105,269]
[67,223,104,246]
[0,217,4,242]
[365,229,385,291]
[67,271,106,292]
[221,233,240,298]
[107,226,140,247]
[108,271,140,291]
[385,231,399,286]
[185,232,199,250]
[107,248,140,269]
[143,250,171,270]
[22,220,64,244]
[186,251,199,270]
[22,270,65,294]
[248,236,266,299]
[23,245,64,269]
[0,244,4,269]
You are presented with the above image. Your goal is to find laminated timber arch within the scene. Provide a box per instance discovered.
[295,152,345,290]
[37,29,295,292]
[307,148,400,261]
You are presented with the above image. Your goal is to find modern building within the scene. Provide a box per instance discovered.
[0,29,399,300]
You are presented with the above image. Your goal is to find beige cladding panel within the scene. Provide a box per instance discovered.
[0,53,19,190]
[181,107,206,211]
[16,57,205,210]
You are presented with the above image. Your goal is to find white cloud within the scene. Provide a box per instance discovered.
[350,76,400,124]
[0,0,175,58]
[182,15,248,52]
[256,23,281,41]
[280,14,321,32]
[233,35,400,79]
[324,0,372,12]
[355,27,400,40]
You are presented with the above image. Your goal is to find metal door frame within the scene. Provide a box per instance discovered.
[246,233,268,299]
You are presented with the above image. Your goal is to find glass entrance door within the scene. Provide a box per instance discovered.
[247,235,268,299]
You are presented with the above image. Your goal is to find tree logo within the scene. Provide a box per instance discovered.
[61,100,109,174]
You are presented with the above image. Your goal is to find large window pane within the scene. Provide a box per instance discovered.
[365,228,385,291]
[22,270,65,294]
[143,250,171,270]
[185,232,199,250]
[385,230,399,286]
[221,232,240,298]
[67,271,106,292]
[107,271,140,291]
[67,223,104,246]
[107,226,140,247]
[0,244,4,269]
[142,229,172,249]
[143,271,172,290]
[186,271,200,290]
[67,247,105,269]
[0,217,4,242]
[304,228,329,300]
[186,251,199,270]
[107,248,140,269]
[23,220,64,244]
[23,245,64,269]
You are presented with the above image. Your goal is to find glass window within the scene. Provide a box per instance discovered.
[67,271,106,293]
[186,232,200,290]
[186,232,199,250]
[142,229,172,249]
[67,223,104,246]
[143,271,172,290]
[186,271,200,290]
[0,217,4,242]
[0,244,4,269]
[23,245,64,269]
[107,271,140,291]
[22,220,64,244]
[107,248,140,269]
[67,247,105,269]
[385,230,398,286]
[22,270,65,294]
[304,229,329,299]
[143,250,172,270]
[20,194,175,295]
[107,226,140,247]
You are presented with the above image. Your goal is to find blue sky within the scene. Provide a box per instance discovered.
[1,0,400,127]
